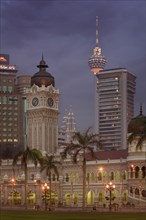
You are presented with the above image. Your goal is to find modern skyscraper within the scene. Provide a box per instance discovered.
[96,68,136,149]
[0,54,30,157]
[88,18,136,150]
[58,107,76,145]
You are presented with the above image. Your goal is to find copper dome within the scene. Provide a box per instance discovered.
[31,57,55,87]
[128,106,146,134]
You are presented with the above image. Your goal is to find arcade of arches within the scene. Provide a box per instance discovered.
[0,163,146,208]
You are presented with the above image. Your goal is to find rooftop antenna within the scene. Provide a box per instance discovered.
[96,16,99,47]
[42,52,44,60]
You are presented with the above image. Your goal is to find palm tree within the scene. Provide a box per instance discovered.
[13,147,42,209]
[128,121,146,150]
[62,127,102,209]
[40,154,61,207]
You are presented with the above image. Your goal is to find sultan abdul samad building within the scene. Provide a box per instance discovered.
[0,19,146,209]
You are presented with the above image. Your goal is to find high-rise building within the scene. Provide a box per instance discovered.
[0,55,22,157]
[88,18,136,149]
[58,107,76,145]
[96,68,136,149]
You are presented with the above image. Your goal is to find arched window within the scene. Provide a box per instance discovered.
[135,188,139,195]
[87,191,95,205]
[70,174,74,183]
[110,171,114,181]
[52,174,56,181]
[135,166,140,178]
[66,174,69,182]
[91,172,95,182]
[98,172,102,181]
[123,171,127,180]
[73,192,78,205]
[141,190,146,198]
[115,171,120,181]
[75,173,79,183]
[130,187,133,193]
[86,173,90,182]
[65,193,71,205]
[141,166,146,178]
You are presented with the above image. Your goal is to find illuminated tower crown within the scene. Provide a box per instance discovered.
[88,17,107,74]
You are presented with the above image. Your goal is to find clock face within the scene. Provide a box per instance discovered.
[47,97,54,107]
[32,97,39,106]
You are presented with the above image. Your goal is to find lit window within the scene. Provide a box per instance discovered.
[3,96,7,104]
[8,86,12,93]
[2,86,7,93]
[8,139,13,142]
[14,139,18,142]
[3,139,7,142]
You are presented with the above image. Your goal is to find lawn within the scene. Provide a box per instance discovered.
[0,210,146,220]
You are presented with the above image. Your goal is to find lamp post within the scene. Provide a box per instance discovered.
[42,183,49,210]
[10,178,16,207]
[105,182,115,211]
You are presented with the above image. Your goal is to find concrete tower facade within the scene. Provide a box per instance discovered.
[26,57,59,154]
[96,68,136,149]
[0,54,24,155]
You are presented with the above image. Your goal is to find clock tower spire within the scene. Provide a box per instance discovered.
[26,57,59,155]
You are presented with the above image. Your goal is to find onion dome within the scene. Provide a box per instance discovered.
[88,16,107,74]
[128,105,146,134]
[31,56,55,87]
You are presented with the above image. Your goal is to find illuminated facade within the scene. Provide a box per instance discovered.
[96,68,136,149]
[26,57,59,154]
[0,54,145,209]
[0,121,146,208]
[0,55,22,155]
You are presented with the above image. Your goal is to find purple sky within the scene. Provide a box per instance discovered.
[1,0,146,131]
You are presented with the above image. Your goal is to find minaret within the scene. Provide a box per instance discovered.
[88,16,107,74]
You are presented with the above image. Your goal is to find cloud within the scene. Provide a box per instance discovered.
[1,0,145,130]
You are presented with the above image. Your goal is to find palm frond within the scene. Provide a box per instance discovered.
[72,147,82,163]
[12,147,42,168]
[40,154,60,178]
[12,151,23,167]
[87,146,97,159]
[136,135,146,150]
[128,133,137,144]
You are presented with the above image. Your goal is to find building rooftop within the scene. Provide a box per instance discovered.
[86,149,128,161]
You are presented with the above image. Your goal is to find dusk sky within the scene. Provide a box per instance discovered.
[1,0,145,131]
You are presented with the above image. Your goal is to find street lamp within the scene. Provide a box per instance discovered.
[42,183,49,210]
[105,181,115,211]
[10,178,16,206]
[130,164,135,179]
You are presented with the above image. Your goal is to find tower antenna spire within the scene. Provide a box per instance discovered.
[42,52,44,60]
[88,16,107,74]
[96,16,99,47]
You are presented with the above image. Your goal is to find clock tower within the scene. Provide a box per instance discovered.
[26,57,59,154]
